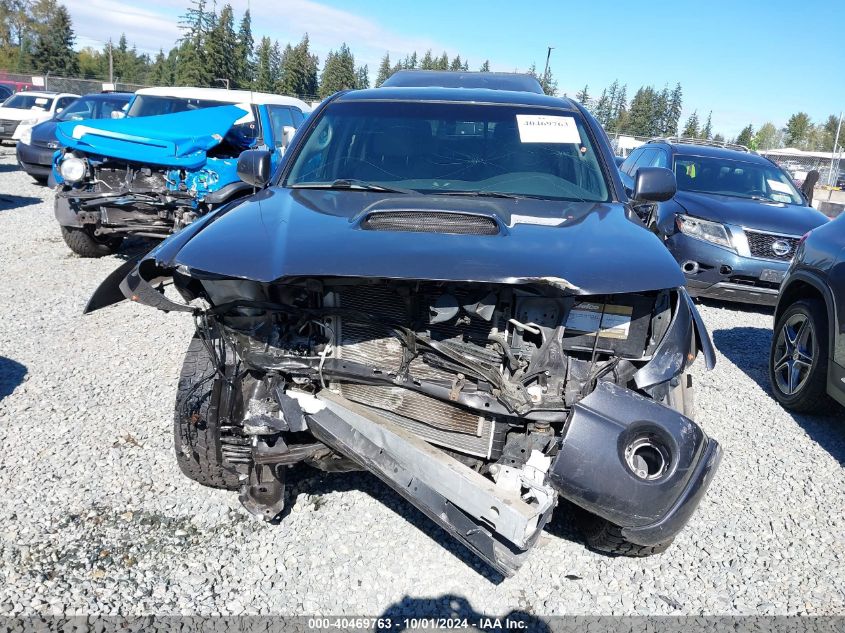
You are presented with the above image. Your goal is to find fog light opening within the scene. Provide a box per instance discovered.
[681,260,699,275]
[719,264,733,275]
[625,436,670,480]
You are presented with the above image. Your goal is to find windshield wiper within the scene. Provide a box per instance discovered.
[434,190,524,200]
[290,179,414,194]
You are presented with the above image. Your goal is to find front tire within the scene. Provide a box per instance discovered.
[577,511,673,557]
[60,226,123,258]
[173,335,242,490]
[769,298,832,413]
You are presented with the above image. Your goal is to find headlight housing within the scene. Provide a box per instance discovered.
[18,126,32,145]
[675,214,733,250]
[59,156,87,183]
[22,117,39,126]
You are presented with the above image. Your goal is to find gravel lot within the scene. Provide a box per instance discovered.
[0,148,843,618]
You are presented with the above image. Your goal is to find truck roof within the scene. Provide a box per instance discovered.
[135,86,312,111]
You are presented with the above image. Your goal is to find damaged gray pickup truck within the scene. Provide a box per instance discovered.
[86,75,721,576]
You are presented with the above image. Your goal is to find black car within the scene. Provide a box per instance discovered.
[15,92,132,183]
[85,75,721,575]
[769,214,845,412]
[620,140,829,306]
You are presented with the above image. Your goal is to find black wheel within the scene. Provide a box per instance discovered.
[576,510,673,557]
[60,226,123,258]
[32,174,49,185]
[173,335,243,490]
[769,298,832,413]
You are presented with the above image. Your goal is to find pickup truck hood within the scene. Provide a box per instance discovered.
[153,188,686,295]
[674,190,829,235]
[55,105,250,169]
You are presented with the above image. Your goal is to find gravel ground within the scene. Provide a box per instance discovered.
[0,148,843,618]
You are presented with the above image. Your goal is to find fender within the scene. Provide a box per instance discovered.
[776,268,838,360]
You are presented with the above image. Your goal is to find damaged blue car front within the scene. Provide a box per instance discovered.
[52,99,308,257]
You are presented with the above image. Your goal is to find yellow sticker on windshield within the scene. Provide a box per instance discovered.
[516,115,581,144]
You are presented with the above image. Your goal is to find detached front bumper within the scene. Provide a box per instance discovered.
[666,232,788,306]
[550,381,721,547]
[303,379,719,575]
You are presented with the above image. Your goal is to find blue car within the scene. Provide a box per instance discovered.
[52,88,311,257]
[619,139,830,306]
[15,92,132,183]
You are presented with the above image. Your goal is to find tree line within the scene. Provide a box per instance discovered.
[1,0,838,152]
[733,114,841,152]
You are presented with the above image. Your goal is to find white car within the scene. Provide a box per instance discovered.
[0,91,79,142]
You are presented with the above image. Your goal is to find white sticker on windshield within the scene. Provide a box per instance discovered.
[34,97,48,105]
[767,179,793,194]
[516,114,581,144]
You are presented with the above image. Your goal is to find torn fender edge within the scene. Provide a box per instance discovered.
[83,256,193,315]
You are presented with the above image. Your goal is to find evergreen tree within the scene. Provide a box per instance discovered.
[667,82,683,136]
[435,52,449,70]
[821,115,840,152]
[701,112,713,139]
[575,84,590,105]
[253,36,274,92]
[319,43,356,97]
[735,124,754,148]
[206,4,237,88]
[784,112,812,148]
[449,55,463,72]
[375,53,391,87]
[713,133,725,144]
[31,3,78,75]
[354,64,369,89]
[234,9,254,87]
[149,48,171,85]
[611,84,628,131]
[278,34,319,97]
[420,49,434,70]
[627,87,658,136]
[176,0,213,86]
[594,89,611,127]
[654,85,669,135]
[479,60,490,72]
[681,111,699,138]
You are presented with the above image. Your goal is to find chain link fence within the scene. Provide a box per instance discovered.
[759,150,844,188]
[0,70,148,95]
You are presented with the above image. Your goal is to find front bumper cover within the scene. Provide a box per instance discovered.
[549,380,721,546]
[666,232,788,306]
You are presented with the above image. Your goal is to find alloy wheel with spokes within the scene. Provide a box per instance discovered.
[772,313,815,396]
[768,298,832,413]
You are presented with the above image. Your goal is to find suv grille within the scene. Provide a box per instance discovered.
[0,119,19,135]
[745,229,800,261]
[362,211,500,235]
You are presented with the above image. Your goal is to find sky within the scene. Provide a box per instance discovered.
[62,0,845,138]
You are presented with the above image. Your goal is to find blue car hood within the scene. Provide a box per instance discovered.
[55,105,250,169]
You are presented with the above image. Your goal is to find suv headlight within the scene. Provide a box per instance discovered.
[675,214,733,250]
[19,126,32,145]
[59,156,87,183]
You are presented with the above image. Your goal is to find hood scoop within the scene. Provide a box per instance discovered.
[361,210,500,235]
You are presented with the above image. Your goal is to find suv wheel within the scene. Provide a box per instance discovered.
[769,298,832,413]
[173,335,243,490]
[576,510,673,557]
[60,226,123,258]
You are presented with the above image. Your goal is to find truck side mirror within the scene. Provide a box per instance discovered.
[237,149,272,188]
[633,167,676,202]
